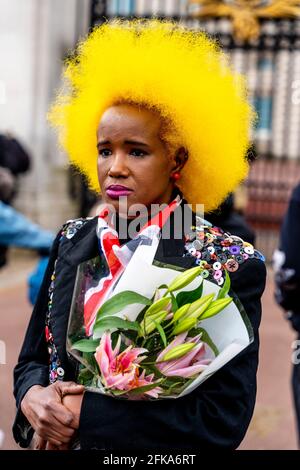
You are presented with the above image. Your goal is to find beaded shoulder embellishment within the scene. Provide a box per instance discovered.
[60,217,92,240]
[183,219,265,287]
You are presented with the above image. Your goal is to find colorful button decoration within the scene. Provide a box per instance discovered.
[213,261,222,271]
[184,223,265,286]
[57,367,65,377]
[225,259,239,272]
[201,269,210,279]
[46,218,90,384]
[213,269,223,280]
[193,240,202,250]
[45,259,63,384]
[60,218,89,240]
[229,245,240,255]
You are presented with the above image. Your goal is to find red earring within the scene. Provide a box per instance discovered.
[171,172,181,181]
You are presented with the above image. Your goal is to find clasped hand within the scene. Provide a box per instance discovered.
[21,381,84,450]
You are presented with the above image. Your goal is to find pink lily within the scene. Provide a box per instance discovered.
[156,333,211,378]
[129,370,163,399]
[94,332,161,396]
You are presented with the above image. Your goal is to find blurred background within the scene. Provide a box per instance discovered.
[1,0,300,450]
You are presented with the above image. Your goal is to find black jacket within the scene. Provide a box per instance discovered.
[13,214,266,450]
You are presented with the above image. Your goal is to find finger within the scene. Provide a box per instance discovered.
[45,436,64,448]
[51,414,76,438]
[36,412,75,442]
[34,426,64,447]
[49,402,78,429]
[46,441,69,451]
[43,400,75,428]
[55,382,84,397]
[41,425,74,445]
[46,442,59,451]
[33,434,47,450]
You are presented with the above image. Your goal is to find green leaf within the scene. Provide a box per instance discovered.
[157,284,169,290]
[163,380,186,395]
[93,317,141,339]
[163,375,188,384]
[71,339,99,352]
[77,367,94,385]
[161,376,197,396]
[170,292,178,312]
[110,389,129,396]
[95,291,151,322]
[115,329,137,346]
[192,327,219,356]
[176,281,203,308]
[82,351,99,370]
[217,270,231,300]
[153,320,167,348]
[136,304,151,323]
[141,364,165,379]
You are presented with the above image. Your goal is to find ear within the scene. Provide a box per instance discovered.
[172,147,189,172]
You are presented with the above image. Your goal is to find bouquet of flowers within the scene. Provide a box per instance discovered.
[67,232,253,400]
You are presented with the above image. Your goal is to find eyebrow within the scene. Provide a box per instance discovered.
[97,139,150,148]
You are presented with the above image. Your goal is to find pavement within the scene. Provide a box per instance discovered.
[0,252,298,450]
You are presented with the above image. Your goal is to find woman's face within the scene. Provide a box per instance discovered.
[96,104,177,216]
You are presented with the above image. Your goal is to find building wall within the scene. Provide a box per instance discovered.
[0,0,91,230]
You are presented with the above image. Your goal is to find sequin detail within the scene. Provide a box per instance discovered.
[184,223,265,286]
[60,218,88,240]
[45,259,63,384]
[45,218,91,383]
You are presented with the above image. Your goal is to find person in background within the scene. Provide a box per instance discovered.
[0,201,54,254]
[68,165,99,218]
[273,182,300,446]
[0,132,54,303]
[205,145,257,245]
[0,132,31,266]
[0,133,31,196]
[0,200,54,303]
[206,193,255,245]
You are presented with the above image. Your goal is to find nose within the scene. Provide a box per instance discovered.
[107,152,130,178]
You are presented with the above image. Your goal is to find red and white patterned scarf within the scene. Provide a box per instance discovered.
[84,196,181,336]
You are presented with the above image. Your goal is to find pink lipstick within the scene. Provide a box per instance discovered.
[106,184,133,199]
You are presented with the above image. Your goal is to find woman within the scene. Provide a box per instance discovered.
[13,20,266,450]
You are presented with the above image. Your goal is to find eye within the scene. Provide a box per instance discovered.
[98,148,112,158]
[130,148,148,157]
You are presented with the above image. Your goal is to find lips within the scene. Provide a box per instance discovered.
[106,184,133,199]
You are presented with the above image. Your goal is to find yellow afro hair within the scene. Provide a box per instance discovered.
[49,19,254,212]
